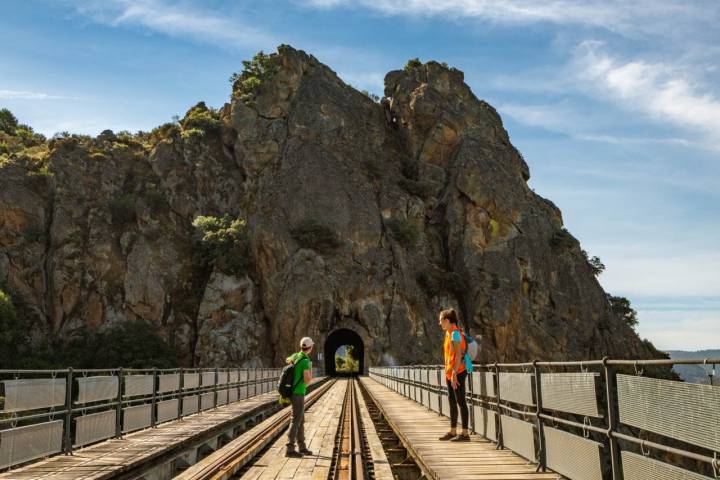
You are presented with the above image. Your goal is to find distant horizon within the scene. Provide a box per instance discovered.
[2,1,718,351]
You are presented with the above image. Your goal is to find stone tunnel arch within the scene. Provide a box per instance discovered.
[324,328,365,376]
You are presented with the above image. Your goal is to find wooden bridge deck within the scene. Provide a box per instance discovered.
[360,377,561,480]
[240,379,347,480]
[0,379,326,480]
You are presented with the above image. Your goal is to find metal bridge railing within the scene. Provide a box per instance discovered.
[370,358,720,480]
[0,366,322,471]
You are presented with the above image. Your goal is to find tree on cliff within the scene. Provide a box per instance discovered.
[0,108,19,135]
[607,295,638,328]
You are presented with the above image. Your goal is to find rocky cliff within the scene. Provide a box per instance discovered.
[0,45,665,367]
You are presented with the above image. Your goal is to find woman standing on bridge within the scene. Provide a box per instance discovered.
[438,308,472,442]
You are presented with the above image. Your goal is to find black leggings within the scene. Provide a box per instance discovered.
[446,371,469,430]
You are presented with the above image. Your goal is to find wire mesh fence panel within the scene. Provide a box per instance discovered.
[541,373,600,417]
[200,392,214,411]
[239,385,248,400]
[122,404,152,433]
[217,389,228,406]
[500,414,536,462]
[472,405,497,441]
[228,371,239,384]
[1,379,66,413]
[156,399,179,424]
[0,420,63,469]
[430,390,440,413]
[76,376,118,404]
[74,410,115,447]
[228,388,238,403]
[157,374,180,394]
[124,375,153,398]
[201,372,215,387]
[182,395,199,416]
[183,373,199,390]
[621,451,712,480]
[499,372,535,406]
[217,371,228,385]
[471,371,496,398]
[544,426,603,480]
[441,392,450,418]
[617,374,720,452]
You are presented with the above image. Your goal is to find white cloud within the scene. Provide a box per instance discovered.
[74,0,277,50]
[0,90,78,100]
[498,102,700,149]
[574,42,720,147]
[597,248,720,298]
[300,0,716,38]
[636,309,720,351]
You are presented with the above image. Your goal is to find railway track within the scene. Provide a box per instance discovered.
[176,378,377,480]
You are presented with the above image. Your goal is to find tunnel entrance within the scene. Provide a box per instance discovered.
[324,328,365,376]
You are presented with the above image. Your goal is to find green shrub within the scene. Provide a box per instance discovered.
[404,58,422,74]
[181,102,222,133]
[39,319,180,369]
[386,218,419,249]
[149,122,181,143]
[181,128,205,140]
[108,194,137,226]
[0,289,28,368]
[192,215,250,276]
[290,219,342,253]
[229,51,277,102]
[144,190,167,212]
[549,227,576,249]
[417,268,467,296]
[398,178,434,199]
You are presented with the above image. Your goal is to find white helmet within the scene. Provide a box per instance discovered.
[300,337,314,349]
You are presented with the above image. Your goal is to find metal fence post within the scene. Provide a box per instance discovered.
[178,367,184,420]
[150,367,157,427]
[214,367,219,409]
[63,368,74,454]
[603,357,622,480]
[115,368,123,438]
[495,363,503,449]
[533,360,547,472]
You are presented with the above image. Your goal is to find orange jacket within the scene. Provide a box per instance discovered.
[443,325,467,380]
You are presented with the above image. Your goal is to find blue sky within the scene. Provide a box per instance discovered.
[1,0,718,351]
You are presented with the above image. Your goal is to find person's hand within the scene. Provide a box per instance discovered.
[451,370,458,389]
[286,358,293,365]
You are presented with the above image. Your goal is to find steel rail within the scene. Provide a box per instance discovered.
[175,379,335,480]
[331,379,367,480]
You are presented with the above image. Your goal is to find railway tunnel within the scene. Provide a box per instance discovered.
[323,327,365,376]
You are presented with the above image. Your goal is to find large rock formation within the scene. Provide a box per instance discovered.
[0,45,664,367]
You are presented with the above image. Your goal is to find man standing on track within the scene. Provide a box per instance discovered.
[438,308,472,441]
[285,336,314,457]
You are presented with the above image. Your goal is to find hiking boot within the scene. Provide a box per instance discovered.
[438,432,456,441]
[286,448,303,458]
[450,433,471,442]
[298,446,313,455]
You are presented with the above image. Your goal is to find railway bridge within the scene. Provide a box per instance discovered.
[0,349,718,479]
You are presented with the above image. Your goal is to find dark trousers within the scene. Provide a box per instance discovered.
[446,371,469,430]
[286,394,305,448]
